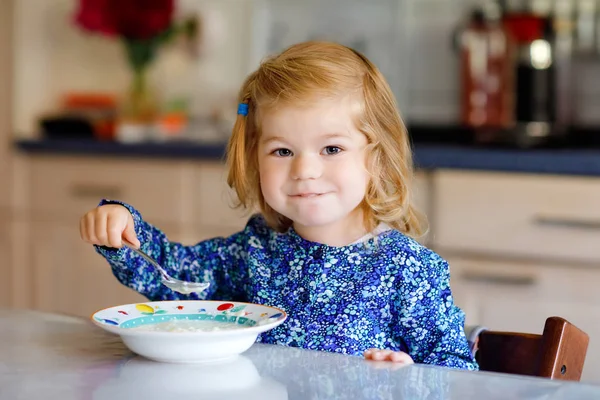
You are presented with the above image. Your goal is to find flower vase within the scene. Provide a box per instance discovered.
[116,68,160,143]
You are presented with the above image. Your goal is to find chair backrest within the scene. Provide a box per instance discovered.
[476,316,589,381]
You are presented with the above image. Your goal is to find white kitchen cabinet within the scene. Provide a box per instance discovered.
[0,1,12,210]
[0,214,11,308]
[0,2,13,309]
[446,258,481,328]
[0,213,32,310]
[28,156,197,225]
[434,170,600,264]
[413,170,432,245]
[447,255,549,329]
[30,220,146,317]
[445,254,600,383]
[192,163,251,232]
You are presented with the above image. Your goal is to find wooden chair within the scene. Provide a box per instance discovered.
[474,317,589,381]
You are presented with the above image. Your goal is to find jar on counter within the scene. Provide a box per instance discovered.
[458,6,516,130]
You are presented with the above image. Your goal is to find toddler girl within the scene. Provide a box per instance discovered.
[80,41,477,370]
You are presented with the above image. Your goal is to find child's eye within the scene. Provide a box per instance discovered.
[323,146,342,155]
[273,148,293,157]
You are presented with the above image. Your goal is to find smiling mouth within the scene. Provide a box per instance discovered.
[291,193,324,198]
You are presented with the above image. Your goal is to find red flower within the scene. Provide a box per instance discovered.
[74,0,174,40]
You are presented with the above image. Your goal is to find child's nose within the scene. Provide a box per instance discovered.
[291,154,322,180]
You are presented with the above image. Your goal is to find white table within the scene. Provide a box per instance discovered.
[2,309,600,399]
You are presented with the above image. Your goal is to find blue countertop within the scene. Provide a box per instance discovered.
[15,139,228,160]
[14,139,600,177]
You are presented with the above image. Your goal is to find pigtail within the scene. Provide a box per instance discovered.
[226,74,258,210]
[226,112,249,206]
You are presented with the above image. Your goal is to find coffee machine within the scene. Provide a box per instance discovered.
[457,0,573,147]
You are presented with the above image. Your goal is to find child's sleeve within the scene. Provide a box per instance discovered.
[393,250,479,370]
[94,199,251,302]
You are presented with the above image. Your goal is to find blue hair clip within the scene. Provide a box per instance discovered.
[237,103,249,116]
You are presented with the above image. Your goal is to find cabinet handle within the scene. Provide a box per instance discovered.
[460,271,536,286]
[70,184,122,199]
[533,215,600,231]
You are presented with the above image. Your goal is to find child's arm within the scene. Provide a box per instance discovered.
[393,251,478,370]
[89,200,250,301]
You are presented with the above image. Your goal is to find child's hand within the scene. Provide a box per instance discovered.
[80,204,140,249]
[364,349,414,364]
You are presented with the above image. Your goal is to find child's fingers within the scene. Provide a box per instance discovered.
[364,349,414,364]
[84,212,98,244]
[94,211,109,246]
[106,213,124,248]
[122,217,140,248]
[79,215,88,242]
[81,205,136,248]
[364,349,392,360]
[364,348,376,359]
[389,351,414,364]
[374,350,395,361]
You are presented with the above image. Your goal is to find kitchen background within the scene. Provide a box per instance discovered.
[1,0,600,382]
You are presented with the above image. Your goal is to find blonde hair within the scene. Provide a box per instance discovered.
[226,41,425,238]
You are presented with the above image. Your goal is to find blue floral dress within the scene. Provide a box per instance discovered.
[96,200,478,370]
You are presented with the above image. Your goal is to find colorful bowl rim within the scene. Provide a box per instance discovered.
[89,300,288,337]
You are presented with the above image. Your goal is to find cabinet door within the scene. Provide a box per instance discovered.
[31,221,145,317]
[445,255,600,383]
[413,171,431,245]
[0,1,12,210]
[192,163,251,232]
[0,215,11,308]
[447,256,543,330]
[434,170,600,264]
[445,256,483,327]
[29,157,194,226]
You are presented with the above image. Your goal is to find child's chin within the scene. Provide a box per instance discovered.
[293,215,339,228]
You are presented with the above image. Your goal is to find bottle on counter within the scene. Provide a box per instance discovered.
[458,1,516,136]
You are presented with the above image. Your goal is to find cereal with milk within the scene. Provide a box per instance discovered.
[131,320,246,333]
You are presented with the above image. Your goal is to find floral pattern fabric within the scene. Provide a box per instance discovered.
[96,200,478,370]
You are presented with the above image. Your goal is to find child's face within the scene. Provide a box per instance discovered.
[258,97,369,234]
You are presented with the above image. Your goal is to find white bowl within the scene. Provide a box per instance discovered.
[91,300,287,363]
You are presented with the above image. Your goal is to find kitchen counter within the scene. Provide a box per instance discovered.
[15,138,600,177]
[15,138,228,160]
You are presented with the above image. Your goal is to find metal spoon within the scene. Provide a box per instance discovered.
[122,240,210,295]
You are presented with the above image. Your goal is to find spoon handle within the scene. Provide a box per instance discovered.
[122,240,171,282]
